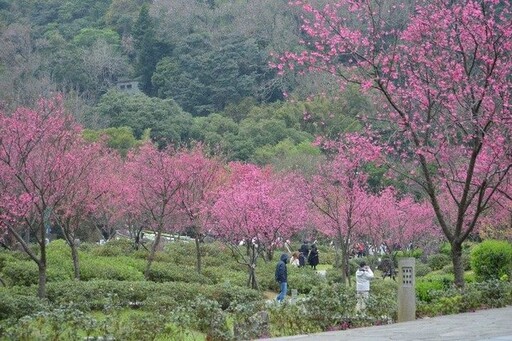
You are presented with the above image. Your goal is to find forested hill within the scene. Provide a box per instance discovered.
[0,0,370,164]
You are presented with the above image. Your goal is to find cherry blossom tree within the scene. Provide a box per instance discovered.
[86,153,128,244]
[208,163,307,289]
[0,97,89,297]
[477,179,512,242]
[51,142,111,280]
[174,146,225,274]
[308,133,381,285]
[279,0,512,287]
[361,187,439,261]
[125,143,185,279]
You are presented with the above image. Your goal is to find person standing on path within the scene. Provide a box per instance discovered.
[275,253,289,302]
[355,261,374,312]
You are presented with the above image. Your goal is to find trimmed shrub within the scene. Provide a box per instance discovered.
[416,280,512,317]
[439,242,452,255]
[163,242,197,266]
[427,253,451,271]
[44,280,262,311]
[288,268,327,294]
[416,274,453,302]
[415,262,432,277]
[90,239,135,257]
[0,289,48,320]
[304,283,356,327]
[319,248,335,266]
[468,280,512,308]
[216,269,248,288]
[441,264,454,274]
[146,263,212,284]
[470,240,512,282]
[365,279,398,323]
[325,267,344,284]
[79,257,144,281]
[268,301,323,337]
[2,261,38,286]
[0,252,15,272]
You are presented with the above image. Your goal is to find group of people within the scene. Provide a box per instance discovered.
[289,241,319,269]
[275,241,320,303]
[275,244,374,310]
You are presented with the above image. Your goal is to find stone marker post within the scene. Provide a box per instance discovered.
[398,257,416,322]
[291,289,298,303]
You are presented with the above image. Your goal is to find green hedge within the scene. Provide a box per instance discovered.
[417,280,512,316]
[416,274,454,302]
[415,262,432,277]
[42,280,261,311]
[146,263,212,284]
[288,268,327,294]
[427,253,451,271]
[79,257,145,281]
[470,240,512,282]
[0,289,48,320]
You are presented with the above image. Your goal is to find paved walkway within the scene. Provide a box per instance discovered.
[260,306,512,341]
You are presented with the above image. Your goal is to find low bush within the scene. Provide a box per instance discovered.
[469,280,512,308]
[417,293,463,316]
[288,268,327,295]
[146,262,212,284]
[200,267,223,284]
[416,274,453,302]
[268,301,323,337]
[325,267,344,284]
[268,279,397,337]
[90,239,135,257]
[304,283,357,327]
[177,296,231,340]
[43,280,262,312]
[319,248,336,266]
[217,269,249,288]
[427,253,451,271]
[0,289,48,320]
[2,261,39,286]
[441,264,454,274]
[395,248,423,259]
[79,257,144,281]
[470,240,512,282]
[163,242,198,266]
[0,252,15,273]
[416,280,512,317]
[415,262,432,277]
[1,303,187,341]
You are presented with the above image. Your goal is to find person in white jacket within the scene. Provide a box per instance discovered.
[355,261,374,312]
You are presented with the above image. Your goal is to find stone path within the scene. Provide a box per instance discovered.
[259,305,512,341]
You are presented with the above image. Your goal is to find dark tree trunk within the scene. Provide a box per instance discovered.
[195,236,202,274]
[247,243,259,289]
[71,243,80,280]
[144,230,162,279]
[452,241,465,288]
[37,261,47,299]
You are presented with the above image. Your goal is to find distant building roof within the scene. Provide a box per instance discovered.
[115,80,141,94]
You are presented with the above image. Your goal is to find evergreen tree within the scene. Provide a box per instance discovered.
[132,4,170,95]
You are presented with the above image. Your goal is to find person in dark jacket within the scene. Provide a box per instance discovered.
[275,253,289,302]
[308,244,319,270]
[298,249,306,267]
[299,241,309,257]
